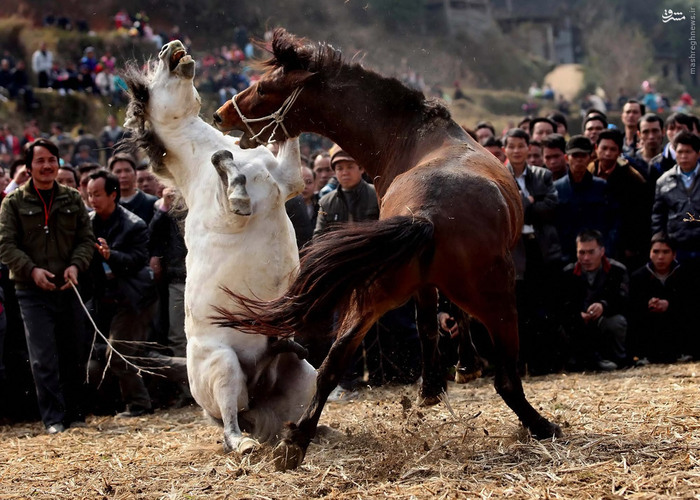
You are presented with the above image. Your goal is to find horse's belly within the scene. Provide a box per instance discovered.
[182,230,298,342]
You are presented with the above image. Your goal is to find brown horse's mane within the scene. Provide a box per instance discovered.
[264,28,451,124]
[120,61,171,179]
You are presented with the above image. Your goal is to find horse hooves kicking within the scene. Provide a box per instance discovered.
[455,369,482,384]
[273,439,306,471]
[223,435,259,454]
[529,419,563,440]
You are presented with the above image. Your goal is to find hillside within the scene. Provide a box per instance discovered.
[0,5,557,138]
[7,1,551,91]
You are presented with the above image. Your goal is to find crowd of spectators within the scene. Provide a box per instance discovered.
[0,12,699,427]
[453,102,700,376]
[2,16,256,113]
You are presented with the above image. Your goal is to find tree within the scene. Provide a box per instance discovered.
[584,15,654,100]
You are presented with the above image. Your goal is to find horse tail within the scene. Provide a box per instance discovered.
[212,215,434,338]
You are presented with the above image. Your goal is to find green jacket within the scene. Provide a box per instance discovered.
[0,180,95,289]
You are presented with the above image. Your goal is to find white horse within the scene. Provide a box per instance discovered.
[122,40,316,453]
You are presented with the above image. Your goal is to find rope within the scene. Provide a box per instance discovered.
[231,86,304,146]
[69,281,165,383]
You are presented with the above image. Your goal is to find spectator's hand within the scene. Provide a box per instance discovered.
[60,265,79,290]
[582,302,603,322]
[648,297,669,313]
[438,311,459,338]
[95,238,110,260]
[150,256,162,281]
[13,165,29,185]
[161,187,176,211]
[31,267,56,291]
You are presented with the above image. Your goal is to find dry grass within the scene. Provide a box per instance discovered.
[2,362,700,499]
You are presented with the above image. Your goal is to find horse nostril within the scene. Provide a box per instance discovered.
[213,112,221,124]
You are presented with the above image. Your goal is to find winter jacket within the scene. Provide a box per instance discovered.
[651,164,700,251]
[90,205,156,311]
[0,180,94,289]
[313,180,379,237]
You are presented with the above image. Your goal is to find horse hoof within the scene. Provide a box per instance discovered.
[273,439,306,471]
[223,435,259,454]
[417,394,441,407]
[455,369,481,384]
[237,437,259,454]
[530,419,563,440]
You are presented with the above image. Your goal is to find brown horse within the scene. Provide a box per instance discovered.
[213,28,561,470]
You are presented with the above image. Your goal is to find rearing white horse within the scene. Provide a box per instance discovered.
[122,40,316,453]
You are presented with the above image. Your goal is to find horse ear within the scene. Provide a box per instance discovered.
[272,29,314,71]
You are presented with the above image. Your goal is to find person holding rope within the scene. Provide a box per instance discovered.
[0,138,94,434]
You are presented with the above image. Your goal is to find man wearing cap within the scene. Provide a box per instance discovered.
[554,135,610,263]
[313,145,379,236]
[314,146,384,398]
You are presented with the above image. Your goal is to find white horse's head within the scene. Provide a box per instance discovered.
[149,40,200,122]
[124,40,200,130]
[122,40,201,180]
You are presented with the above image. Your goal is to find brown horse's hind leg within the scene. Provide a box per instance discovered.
[415,287,445,406]
[474,262,561,439]
[273,313,374,471]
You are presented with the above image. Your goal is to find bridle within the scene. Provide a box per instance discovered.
[231,86,304,146]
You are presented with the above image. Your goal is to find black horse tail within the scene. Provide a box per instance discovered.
[212,215,435,339]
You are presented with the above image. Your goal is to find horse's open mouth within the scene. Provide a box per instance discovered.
[170,49,188,72]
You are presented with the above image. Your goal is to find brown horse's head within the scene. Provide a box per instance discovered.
[213,28,338,148]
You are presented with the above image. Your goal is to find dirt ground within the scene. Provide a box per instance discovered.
[1,362,700,499]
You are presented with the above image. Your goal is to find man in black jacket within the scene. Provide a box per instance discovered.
[560,229,630,371]
[504,128,563,374]
[629,233,696,364]
[87,170,157,417]
[313,145,379,237]
[107,153,157,224]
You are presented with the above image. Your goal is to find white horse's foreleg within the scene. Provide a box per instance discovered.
[188,343,259,454]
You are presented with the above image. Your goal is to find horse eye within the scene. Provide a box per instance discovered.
[257,85,265,96]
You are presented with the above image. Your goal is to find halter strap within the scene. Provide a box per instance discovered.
[231,86,304,146]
